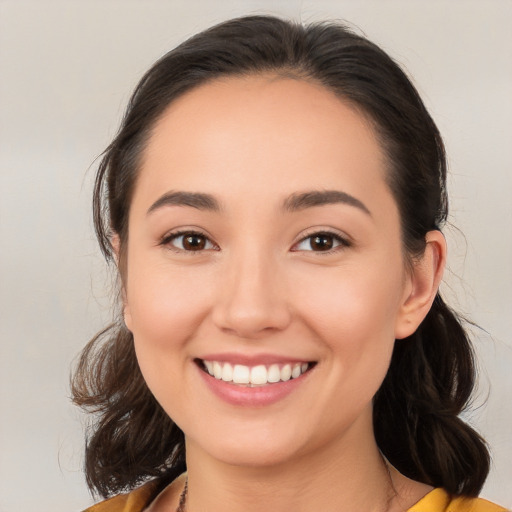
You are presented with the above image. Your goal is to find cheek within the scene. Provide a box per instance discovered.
[124,263,216,420]
[292,261,404,375]
[295,260,403,334]
[125,260,213,354]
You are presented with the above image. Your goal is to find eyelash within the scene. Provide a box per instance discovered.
[292,230,351,254]
[160,229,351,254]
[160,230,218,253]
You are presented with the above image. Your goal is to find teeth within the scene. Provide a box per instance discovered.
[280,364,292,381]
[213,361,222,379]
[204,361,214,375]
[291,363,302,379]
[202,360,311,386]
[233,364,249,384]
[267,364,280,383]
[221,363,233,382]
[250,365,267,385]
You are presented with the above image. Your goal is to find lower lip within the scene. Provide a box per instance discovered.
[197,365,311,407]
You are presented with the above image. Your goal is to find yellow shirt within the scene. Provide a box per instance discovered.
[83,483,508,512]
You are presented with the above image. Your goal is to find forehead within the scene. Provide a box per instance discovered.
[134,74,393,215]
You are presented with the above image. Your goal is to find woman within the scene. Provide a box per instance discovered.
[73,15,507,512]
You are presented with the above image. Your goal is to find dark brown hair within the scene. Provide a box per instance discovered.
[72,15,490,498]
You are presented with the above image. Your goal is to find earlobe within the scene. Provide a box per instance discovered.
[123,303,133,331]
[395,230,447,339]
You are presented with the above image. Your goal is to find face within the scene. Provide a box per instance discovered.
[123,75,418,468]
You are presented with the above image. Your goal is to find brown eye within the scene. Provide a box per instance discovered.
[165,232,215,252]
[310,234,334,251]
[182,234,207,250]
[293,232,349,252]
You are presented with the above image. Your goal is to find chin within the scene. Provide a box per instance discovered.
[212,447,299,469]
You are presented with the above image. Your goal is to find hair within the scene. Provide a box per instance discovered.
[72,15,490,499]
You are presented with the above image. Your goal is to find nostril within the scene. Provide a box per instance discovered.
[212,303,292,339]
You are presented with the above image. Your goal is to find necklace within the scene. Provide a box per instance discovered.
[176,478,188,512]
[175,460,397,512]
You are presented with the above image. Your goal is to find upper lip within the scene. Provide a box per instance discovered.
[196,353,314,366]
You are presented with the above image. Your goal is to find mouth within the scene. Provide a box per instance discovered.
[195,359,315,387]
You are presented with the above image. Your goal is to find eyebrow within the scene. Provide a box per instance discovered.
[282,190,371,216]
[147,191,221,215]
[146,189,371,216]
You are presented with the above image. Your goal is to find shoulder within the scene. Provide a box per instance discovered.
[81,481,157,512]
[408,488,509,512]
[448,496,509,512]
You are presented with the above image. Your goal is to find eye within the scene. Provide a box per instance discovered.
[162,231,216,252]
[292,232,350,252]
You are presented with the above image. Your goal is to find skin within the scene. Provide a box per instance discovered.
[122,75,446,512]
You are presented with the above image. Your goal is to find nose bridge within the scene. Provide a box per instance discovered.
[213,242,290,337]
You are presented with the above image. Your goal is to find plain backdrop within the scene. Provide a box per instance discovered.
[0,1,511,510]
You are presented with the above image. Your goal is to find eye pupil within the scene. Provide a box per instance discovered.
[183,235,206,250]
[311,234,333,251]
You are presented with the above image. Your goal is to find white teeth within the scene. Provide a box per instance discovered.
[267,364,281,383]
[250,365,268,385]
[233,364,250,384]
[202,360,311,386]
[213,361,222,379]
[280,364,292,381]
[221,363,233,382]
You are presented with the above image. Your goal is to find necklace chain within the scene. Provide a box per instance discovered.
[176,478,188,512]
[175,461,396,512]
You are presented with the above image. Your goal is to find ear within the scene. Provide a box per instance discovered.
[111,232,121,264]
[123,299,133,332]
[111,233,133,331]
[395,230,446,339]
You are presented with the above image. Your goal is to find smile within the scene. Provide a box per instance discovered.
[198,360,313,387]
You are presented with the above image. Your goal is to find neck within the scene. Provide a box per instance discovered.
[184,417,397,512]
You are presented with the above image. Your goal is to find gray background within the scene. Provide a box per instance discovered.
[1,1,511,510]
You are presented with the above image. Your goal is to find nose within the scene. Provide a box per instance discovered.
[211,250,292,339]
